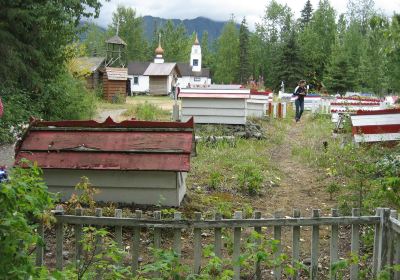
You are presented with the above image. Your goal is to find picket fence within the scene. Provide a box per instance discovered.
[36,207,400,280]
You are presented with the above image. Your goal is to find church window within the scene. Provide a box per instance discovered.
[193,59,199,66]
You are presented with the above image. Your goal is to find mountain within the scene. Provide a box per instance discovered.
[143,16,238,44]
[79,16,238,45]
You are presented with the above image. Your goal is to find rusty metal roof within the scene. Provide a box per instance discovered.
[144,63,181,77]
[15,117,195,172]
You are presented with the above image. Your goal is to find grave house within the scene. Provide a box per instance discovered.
[350,108,400,144]
[179,88,251,125]
[14,117,195,206]
[247,90,273,118]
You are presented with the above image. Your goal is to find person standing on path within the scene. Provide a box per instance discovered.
[293,80,307,122]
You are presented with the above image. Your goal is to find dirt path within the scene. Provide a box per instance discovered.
[95,109,127,122]
[252,115,337,275]
[258,116,334,217]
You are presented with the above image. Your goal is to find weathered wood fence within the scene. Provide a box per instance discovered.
[36,207,400,280]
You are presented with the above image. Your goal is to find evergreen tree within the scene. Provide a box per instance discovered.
[109,6,148,62]
[214,19,239,84]
[300,0,313,29]
[387,14,400,93]
[299,0,336,80]
[82,23,107,57]
[257,0,293,89]
[238,17,250,84]
[277,29,303,90]
[201,31,212,68]
[325,42,357,95]
[159,20,191,62]
[0,0,101,90]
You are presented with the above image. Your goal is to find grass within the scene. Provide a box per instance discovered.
[97,96,174,110]
[122,102,171,121]
[291,112,400,215]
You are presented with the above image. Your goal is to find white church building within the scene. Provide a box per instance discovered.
[128,34,211,95]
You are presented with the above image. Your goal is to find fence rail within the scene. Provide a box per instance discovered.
[36,207,400,280]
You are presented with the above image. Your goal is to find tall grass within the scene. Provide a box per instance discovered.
[122,102,171,121]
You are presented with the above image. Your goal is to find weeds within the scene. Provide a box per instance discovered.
[123,101,171,121]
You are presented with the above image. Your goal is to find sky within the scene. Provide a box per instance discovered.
[93,0,400,30]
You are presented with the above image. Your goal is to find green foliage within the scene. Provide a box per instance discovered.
[208,171,224,190]
[81,23,107,57]
[0,161,54,279]
[66,176,99,211]
[238,17,250,83]
[237,164,264,196]
[0,88,40,143]
[123,101,171,121]
[40,72,97,120]
[158,20,192,62]
[108,6,148,62]
[0,1,101,143]
[0,0,101,91]
[299,0,313,29]
[299,0,336,80]
[292,115,400,214]
[138,248,190,279]
[214,18,239,84]
[37,226,132,280]
[326,182,341,200]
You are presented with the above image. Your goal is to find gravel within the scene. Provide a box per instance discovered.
[0,144,15,167]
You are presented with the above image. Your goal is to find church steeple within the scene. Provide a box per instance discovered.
[190,33,202,72]
[154,33,164,64]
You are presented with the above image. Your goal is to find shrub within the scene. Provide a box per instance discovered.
[0,160,54,279]
[208,171,224,190]
[40,72,97,120]
[0,72,97,144]
[236,164,264,195]
[123,101,170,121]
[0,88,40,143]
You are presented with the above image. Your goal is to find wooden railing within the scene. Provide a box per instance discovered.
[36,207,400,280]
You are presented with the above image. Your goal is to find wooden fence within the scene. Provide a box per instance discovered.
[36,207,400,280]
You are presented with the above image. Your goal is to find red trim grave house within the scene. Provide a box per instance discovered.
[350,108,400,144]
[15,117,195,206]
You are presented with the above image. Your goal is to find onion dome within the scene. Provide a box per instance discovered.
[155,43,164,55]
[194,33,200,45]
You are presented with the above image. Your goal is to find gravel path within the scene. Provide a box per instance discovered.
[95,109,127,122]
[0,144,15,167]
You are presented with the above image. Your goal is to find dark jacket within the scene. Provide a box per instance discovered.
[293,86,307,101]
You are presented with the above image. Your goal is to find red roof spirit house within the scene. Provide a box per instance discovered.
[15,117,195,206]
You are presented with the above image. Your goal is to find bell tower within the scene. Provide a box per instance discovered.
[105,19,127,67]
[190,33,201,72]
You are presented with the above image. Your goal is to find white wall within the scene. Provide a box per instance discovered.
[44,169,187,206]
[130,75,149,94]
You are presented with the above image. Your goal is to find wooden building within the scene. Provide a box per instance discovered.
[14,117,195,206]
[71,56,105,89]
[179,88,251,125]
[103,34,129,102]
[144,63,181,96]
[103,67,128,102]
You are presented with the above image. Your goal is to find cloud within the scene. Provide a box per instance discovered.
[92,0,399,30]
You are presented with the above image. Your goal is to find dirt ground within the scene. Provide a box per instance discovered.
[0,143,14,167]
[255,116,335,216]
